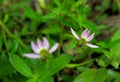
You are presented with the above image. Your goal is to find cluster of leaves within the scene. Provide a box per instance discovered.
[0,0,120,82]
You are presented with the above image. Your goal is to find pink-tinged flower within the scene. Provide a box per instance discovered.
[24,37,59,59]
[71,28,98,48]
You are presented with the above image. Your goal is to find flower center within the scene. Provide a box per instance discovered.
[78,38,86,46]
[39,48,49,59]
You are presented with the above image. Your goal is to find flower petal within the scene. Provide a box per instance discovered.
[81,29,90,39]
[23,53,40,58]
[71,28,80,40]
[86,33,95,42]
[37,38,43,48]
[43,37,49,50]
[86,43,99,48]
[49,43,59,53]
[86,30,90,38]
[81,29,88,37]
[31,41,39,53]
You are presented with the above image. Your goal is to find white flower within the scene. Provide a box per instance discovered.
[71,28,98,48]
[24,37,59,59]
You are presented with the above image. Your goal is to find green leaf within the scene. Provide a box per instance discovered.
[41,25,61,34]
[98,59,106,67]
[65,40,77,50]
[115,79,120,82]
[41,13,57,21]
[111,60,119,69]
[26,78,36,82]
[10,55,32,77]
[47,54,72,76]
[54,0,61,7]
[107,69,120,79]
[104,50,112,58]
[3,14,10,23]
[110,42,120,56]
[37,77,54,82]
[92,69,106,82]
[24,6,38,20]
[35,54,72,79]
[0,53,14,77]
[61,74,74,82]
[34,60,47,78]
[73,69,107,82]
[111,29,120,41]
[102,0,110,8]
[66,63,80,68]
[73,69,97,82]
[77,67,89,72]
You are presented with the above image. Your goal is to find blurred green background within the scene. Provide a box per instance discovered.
[0,0,120,82]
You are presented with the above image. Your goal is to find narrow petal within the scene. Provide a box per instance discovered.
[49,43,59,53]
[23,53,40,58]
[31,41,39,53]
[86,30,90,38]
[43,37,49,50]
[86,43,99,48]
[37,38,43,48]
[81,29,90,39]
[71,28,80,40]
[81,29,88,37]
[86,33,95,42]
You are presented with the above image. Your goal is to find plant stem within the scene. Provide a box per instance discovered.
[66,58,96,68]
[79,58,95,66]
[57,27,64,56]
[0,20,29,51]
[115,0,120,13]
[0,21,14,38]
[2,30,8,51]
[57,24,64,82]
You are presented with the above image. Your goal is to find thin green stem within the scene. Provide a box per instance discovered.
[79,58,95,66]
[57,24,64,82]
[2,30,8,51]
[0,20,14,38]
[66,58,96,68]
[57,23,64,56]
[0,20,29,51]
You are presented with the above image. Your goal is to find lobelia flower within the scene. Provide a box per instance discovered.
[23,37,59,59]
[71,28,98,48]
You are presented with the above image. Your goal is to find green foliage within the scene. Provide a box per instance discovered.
[0,53,14,77]
[73,69,108,82]
[33,54,72,81]
[10,54,32,77]
[73,69,97,82]
[0,0,120,82]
